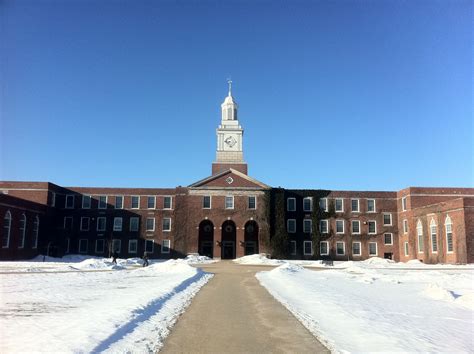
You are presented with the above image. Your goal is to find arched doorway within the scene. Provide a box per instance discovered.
[244,220,259,255]
[199,220,214,258]
[221,220,236,259]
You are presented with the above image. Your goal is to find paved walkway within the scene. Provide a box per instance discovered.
[161,261,329,354]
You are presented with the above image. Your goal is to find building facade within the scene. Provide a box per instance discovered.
[1,87,473,263]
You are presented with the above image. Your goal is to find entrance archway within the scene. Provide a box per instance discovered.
[221,220,236,259]
[244,220,259,255]
[198,220,214,258]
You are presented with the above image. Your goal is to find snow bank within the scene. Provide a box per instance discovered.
[181,254,218,264]
[233,254,285,266]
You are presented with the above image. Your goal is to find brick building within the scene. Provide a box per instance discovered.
[1,86,473,263]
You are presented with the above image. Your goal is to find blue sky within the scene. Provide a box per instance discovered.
[1,0,472,190]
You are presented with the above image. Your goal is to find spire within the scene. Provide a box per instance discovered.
[227,78,232,96]
[221,79,238,121]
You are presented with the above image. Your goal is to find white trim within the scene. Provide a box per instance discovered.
[113,217,123,232]
[163,196,173,210]
[80,217,90,231]
[225,196,234,209]
[335,198,344,212]
[404,241,409,256]
[320,241,329,255]
[203,196,212,209]
[416,219,424,253]
[146,217,155,232]
[319,198,328,212]
[287,219,296,233]
[445,215,454,254]
[98,195,107,209]
[131,196,140,209]
[32,215,39,249]
[403,219,408,234]
[351,199,360,213]
[367,199,376,213]
[351,220,360,234]
[129,217,139,232]
[336,241,345,256]
[383,213,392,226]
[147,196,156,209]
[248,195,257,210]
[303,197,313,212]
[65,195,75,209]
[95,239,105,253]
[115,195,124,209]
[319,219,329,234]
[162,217,171,232]
[290,240,297,255]
[303,219,312,234]
[368,220,377,234]
[78,239,88,253]
[336,219,344,234]
[82,195,91,209]
[51,192,56,207]
[402,196,407,211]
[128,240,138,254]
[287,197,296,211]
[430,218,438,253]
[384,233,393,245]
[368,242,378,256]
[96,217,106,232]
[64,216,73,230]
[352,241,361,256]
[162,239,171,254]
[112,239,121,253]
[18,213,26,249]
[303,240,313,255]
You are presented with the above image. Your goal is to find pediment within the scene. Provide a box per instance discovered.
[189,169,270,189]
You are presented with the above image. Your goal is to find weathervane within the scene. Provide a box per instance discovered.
[227,77,232,96]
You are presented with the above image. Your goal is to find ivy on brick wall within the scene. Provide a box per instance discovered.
[270,188,289,259]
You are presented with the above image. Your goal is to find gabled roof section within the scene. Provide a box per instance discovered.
[189,169,270,189]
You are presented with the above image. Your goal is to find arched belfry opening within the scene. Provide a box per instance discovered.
[198,220,214,258]
[221,220,236,259]
[244,220,259,255]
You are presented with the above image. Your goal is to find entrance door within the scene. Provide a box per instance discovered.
[199,220,214,258]
[200,241,213,258]
[222,241,235,259]
[245,241,256,255]
[384,252,393,260]
[221,220,237,259]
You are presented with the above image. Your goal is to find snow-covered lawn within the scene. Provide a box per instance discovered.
[256,259,474,353]
[0,255,214,353]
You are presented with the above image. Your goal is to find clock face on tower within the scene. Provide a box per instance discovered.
[224,135,237,148]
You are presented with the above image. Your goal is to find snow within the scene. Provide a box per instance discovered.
[256,259,474,353]
[0,256,213,353]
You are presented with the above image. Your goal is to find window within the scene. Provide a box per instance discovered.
[162,239,171,254]
[336,219,344,234]
[416,220,423,253]
[2,211,11,248]
[287,198,296,211]
[79,239,88,253]
[303,219,312,234]
[320,241,329,255]
[203,196,211,209]
[445,216,453,253]
[51,192,56,207]
[18,214,26,249]
[369,242,378,256]
[402,197,407,211]
[112,239,121,253]
[32,216,39,249]
[115,196,123,209]
[351,199,359,212]
[113,217,123,232]
[95,239,105,253]
[403,219,408,234]
[319,198,328,212]
[80,217,90,231]
[368,220,376,234]
[351,220,360,234]
[98,196,107,209]
[82,195,91,209]
[248,196,256,210]
[225,196,234,209]
[164,196,172,209]
[404,242,409,256]
[162,218,171,232]
[131,196,140,209]
[336,242,345,255]
[384,233,393,245]
[352,242,361,256]
[147,196,156,209]
[319,220,328,234]
[303,241,313,255]
[290,240,296,255]
[64,217,73,231]
[430,219,437,253]
[383,214,392,226]
[303,197,313,212]
[335,198,344,212]
[367,199,375,212]
[128,240,138,254]
[287,219,296,233]
[130,217,139,232]
[145,239,154,253]
[97,217,106,232]
[146,218,155,232]
[65,238,70,253]
[65,195,75,209]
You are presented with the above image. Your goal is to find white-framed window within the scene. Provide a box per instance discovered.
[416,219,423,253]
[113,217,123,232]
[65,195,75,209]
[128,240,138,254]
[32,215,39,249]
[97,217,106,232]
[162,239,171,254]
[319,198,328,212]
[80,217,90,231]
[303,197,313,212]
[65,238,70,254]
[130,217,139,232]
[79,239,88,253]
[146,218,155,232]
[203,196,211,209]
[384,233,393,245]
[368,220,377,234]
[51,192,56,207]
[402,196,407,211]
[351,199,360,212]
[351,220,360,234]
[320,241,329,255]
[303,219,312,234]
[115,196,123,209]
[303,241,313,255]
[383,214,392,226]
[319,219,328,234]
[163,196,172,209]
[445,216,453,253]
[145,239,154,253]
[404,241,409,256]
[95,239,105,253]
[403,219,408,234]
[336,219,344,234]
[430,218,437,253]
[336,241,345,255]
[287,198,296,211]
[335,198,344,212]
[147,196,156,209]
[225,196,234,209]
[369,242,378,256]
[290,240,297,255]
[64,216,73,231]
[131,196,140,209]
[112,239,121,253]
[98,196,107,209]
[19,214,26,249]
[352,242,361,256]
[2,211,11,248]
[248,196,256,210]
[287,219,296,233]
[82,195,91,209]
[367,199,376,213]
[162,218,171,232]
